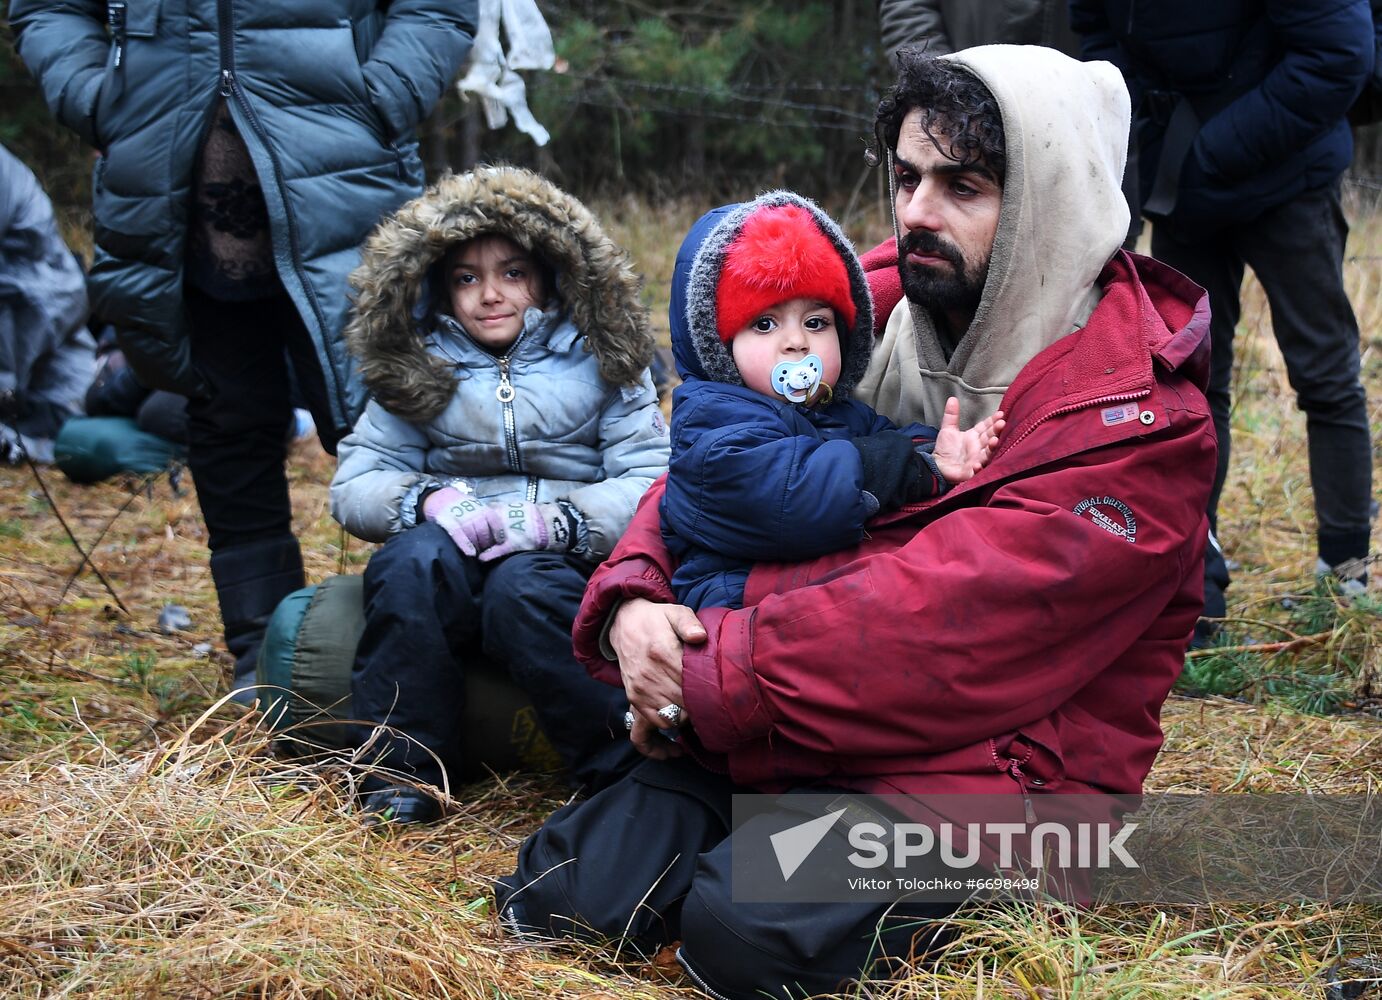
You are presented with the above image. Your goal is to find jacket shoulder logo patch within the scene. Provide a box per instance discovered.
[1073,496,1138,544]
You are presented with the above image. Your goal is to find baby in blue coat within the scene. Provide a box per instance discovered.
[661,192,1003,610]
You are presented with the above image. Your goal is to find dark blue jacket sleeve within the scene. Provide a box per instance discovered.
[1069,0,1130,70]
[664,393,875,562]
[1196,0,1374,182]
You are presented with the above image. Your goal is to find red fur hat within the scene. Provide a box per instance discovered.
[715,204,857,343]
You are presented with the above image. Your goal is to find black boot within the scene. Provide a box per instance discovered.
[209,536,304,706]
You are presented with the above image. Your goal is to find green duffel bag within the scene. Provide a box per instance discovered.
[54,416,185,484]
[256,574,560,778]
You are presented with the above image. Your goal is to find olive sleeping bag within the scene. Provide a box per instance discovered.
[256,574,559,777]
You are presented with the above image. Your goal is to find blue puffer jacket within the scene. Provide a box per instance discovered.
[1070,0,1374,229]
[662,194,935,611]
[9,0,477,434]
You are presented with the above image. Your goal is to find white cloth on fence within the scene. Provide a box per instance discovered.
[457,0,555,146]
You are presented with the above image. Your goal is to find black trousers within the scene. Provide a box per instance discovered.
[1152,180,1372,571]
[351,523,634,790]
[185,284,342,552]
[496,757,960,1000]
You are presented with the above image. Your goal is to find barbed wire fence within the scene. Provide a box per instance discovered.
[516,71,1382,207]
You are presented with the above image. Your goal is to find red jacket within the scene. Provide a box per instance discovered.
[574,247,1214,804]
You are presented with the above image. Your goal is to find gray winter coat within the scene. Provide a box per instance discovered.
[9,0,476,435]
[0,145,94,460]
[330,167,669,558]
[878,0,1080,61]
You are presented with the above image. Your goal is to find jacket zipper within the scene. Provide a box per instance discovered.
[447,320,531,485]
[890,387,1153,520]
[989,738,1037,823]
[492,351,529,485]
[215,0,351,432]
[1004,389,1150,452]
[676,948,735,1000]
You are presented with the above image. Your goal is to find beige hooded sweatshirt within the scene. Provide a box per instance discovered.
[856,44,1131,427]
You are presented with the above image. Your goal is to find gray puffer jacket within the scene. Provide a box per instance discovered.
[0,145,94,460]
[330,167,670,558]
[1,145,90,401]
[9,0,476,435]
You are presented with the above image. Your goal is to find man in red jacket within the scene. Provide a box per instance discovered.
[497,46,1215,998]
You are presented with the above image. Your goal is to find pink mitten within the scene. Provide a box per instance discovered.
[422,487,488,556]
[459,501,576,563]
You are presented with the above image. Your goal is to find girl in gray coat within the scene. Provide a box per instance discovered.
[331,167,669,823]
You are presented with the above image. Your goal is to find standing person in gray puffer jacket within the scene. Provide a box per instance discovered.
[331,167,670,823]
[9,1,477,701]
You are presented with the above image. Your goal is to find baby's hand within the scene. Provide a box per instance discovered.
[932,397,1005,484]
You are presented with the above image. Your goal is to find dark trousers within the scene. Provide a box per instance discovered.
[496,757,959,1000]
[1152,181,1372,573]
[351,523,633,790]
[186,284,345,688]
[185,284,342,553]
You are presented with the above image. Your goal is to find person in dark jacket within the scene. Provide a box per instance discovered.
[661,192,1002,612]
[0,144,93,464]
[10,1,477,699]
[1070,0,1377,639]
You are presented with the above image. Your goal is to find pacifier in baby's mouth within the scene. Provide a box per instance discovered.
[771,354,832,407]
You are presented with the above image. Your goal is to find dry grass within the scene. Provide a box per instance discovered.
[0,189,1379,997]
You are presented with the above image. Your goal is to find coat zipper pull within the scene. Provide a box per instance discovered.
[108,1,127,70]
[1009,762,1037,824]
[220,69,234,98]
[496,357,515,402]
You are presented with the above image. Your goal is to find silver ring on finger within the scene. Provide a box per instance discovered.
[657,703,684,727]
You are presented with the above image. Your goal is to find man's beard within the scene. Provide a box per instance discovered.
[897,230,989,318]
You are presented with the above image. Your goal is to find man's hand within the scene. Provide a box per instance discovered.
[610,598,707,759]
[932,396,1005,484]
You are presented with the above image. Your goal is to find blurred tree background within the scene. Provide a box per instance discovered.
[4,0,1379,245]
[1,17,92,235]
[440,0,887,196]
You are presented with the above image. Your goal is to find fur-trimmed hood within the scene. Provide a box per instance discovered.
[346,166,654,423]
[671,191,875,400]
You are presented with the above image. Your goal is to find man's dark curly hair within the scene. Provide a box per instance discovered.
[868,49,1006,181]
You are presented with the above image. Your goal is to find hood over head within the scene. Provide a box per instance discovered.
[346,166,654,423]
[858,45,1131,426]
[670,191,875,399]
